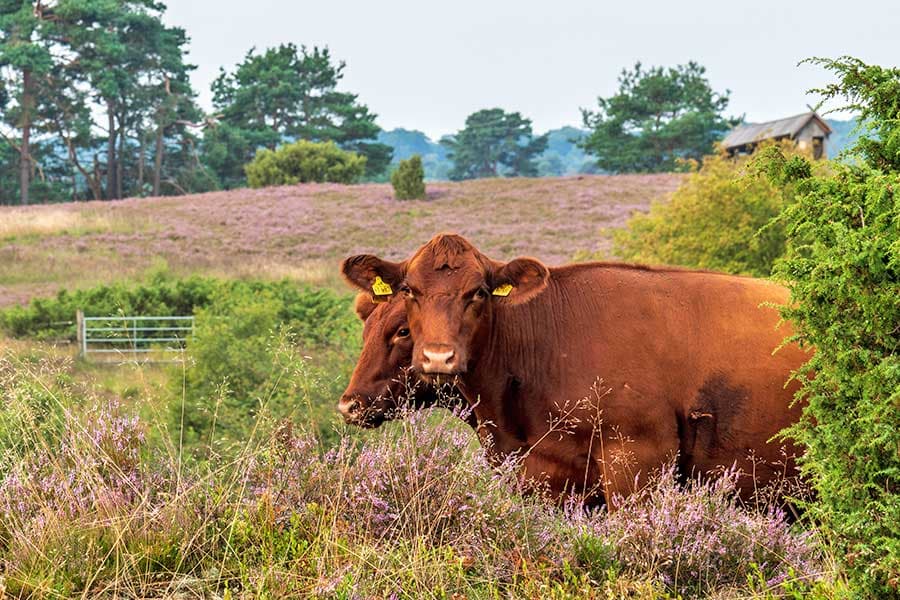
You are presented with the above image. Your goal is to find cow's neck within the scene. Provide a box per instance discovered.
[461,274,576,455]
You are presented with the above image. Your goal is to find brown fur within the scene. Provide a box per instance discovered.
[341,234,807,505]
[339,293,473,428]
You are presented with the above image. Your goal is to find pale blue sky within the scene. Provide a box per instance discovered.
[165,0,898,139]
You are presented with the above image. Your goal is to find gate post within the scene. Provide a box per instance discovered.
[76,310,85,359]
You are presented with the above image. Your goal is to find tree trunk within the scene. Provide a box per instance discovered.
[106,99,117,200]
[137,133,145,192]
[116,118,125,199]
[153,126,163,196]
[92,154,103,200]
[19,69,33,206]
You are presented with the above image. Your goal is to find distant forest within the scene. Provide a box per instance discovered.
[380,119,860,181]
[0,1,865,204]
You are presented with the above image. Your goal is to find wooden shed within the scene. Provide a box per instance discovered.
[721,111,832,159]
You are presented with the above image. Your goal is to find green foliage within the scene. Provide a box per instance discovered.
[581,62,737,173]
[0,273,220,341]
[612,142,808,276]
[766,58,900,596]
[174,283,358,449]
[0,0,205,203]
[245,140,366,187]
[390,154,426,200]
[804,57,900,172]
[208,43,391,186]
[0,0,54,205]
[0,273,358,347]
[442,108,548,180]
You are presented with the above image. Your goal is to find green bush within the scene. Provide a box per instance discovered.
[244,140,366,188]
[0,273,220,341]
[767,57,900,596]
[0,274,358,347]
[0,274,360,453]
[611,141,813,276]
[390,154,426,200]
[173,282,359,450]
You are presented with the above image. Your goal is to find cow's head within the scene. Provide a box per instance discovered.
[337,292,433,427]
[341,234,549,380]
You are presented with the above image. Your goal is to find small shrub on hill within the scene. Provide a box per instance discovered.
[611,141,814,276]
[244,140,366,187]
[765,57,900,596]
[391,154,426,200]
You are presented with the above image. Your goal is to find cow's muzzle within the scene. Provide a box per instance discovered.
[337,394,385,428]
[421,344,459,374]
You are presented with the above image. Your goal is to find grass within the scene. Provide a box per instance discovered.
[0,175,681,308]
[0,341,839,599]
[0,205,144,241]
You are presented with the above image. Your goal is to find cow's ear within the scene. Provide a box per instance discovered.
[491,257,549,305]
[341,254,405,298]
[354,293,378,322]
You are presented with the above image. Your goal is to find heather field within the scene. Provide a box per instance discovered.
[0,174,680,307]
[0,175,846,597]
[0,347,834,599]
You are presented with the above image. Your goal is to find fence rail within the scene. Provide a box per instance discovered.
[77,311,194,363]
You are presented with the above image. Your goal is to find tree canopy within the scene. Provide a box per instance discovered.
[0,10,392,203]
[207,43,391,188]
[0,0,208,203]
[580,62,737,173]
[442,108,547,180]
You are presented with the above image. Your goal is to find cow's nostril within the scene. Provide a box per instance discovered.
[349,400,359,412]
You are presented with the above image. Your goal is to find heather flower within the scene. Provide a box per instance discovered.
[569,462,823,597]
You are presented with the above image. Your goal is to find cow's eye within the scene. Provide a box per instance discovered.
[474,288,489,300]
[396,328,410,338]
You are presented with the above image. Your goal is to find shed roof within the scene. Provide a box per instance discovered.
[721,112,832,149]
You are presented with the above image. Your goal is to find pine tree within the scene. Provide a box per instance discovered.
[442,108,548,180]
[0,0,53,205]
[580,62,737,173]
[206,43,391,187]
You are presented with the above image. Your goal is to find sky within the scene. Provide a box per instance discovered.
[164,0,899,140]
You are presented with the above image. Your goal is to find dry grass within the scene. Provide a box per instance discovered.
[0,205,140,240]
[0,175,682,307]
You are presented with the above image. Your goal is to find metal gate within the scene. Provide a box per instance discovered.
[77,312,194,363]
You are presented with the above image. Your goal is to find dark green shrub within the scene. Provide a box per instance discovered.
[766,57,900,596]
[244,140,366,187]
[390,154,426,200]
[0,273,220,341]
[0,274,358,347]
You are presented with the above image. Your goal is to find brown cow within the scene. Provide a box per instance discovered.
[341,234,807,505]
[338,292,472,429]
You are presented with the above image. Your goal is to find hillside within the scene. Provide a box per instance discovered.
[0,174,681,307]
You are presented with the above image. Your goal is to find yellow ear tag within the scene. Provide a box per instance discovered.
[492,283,513,297]
[372,276,393,296]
